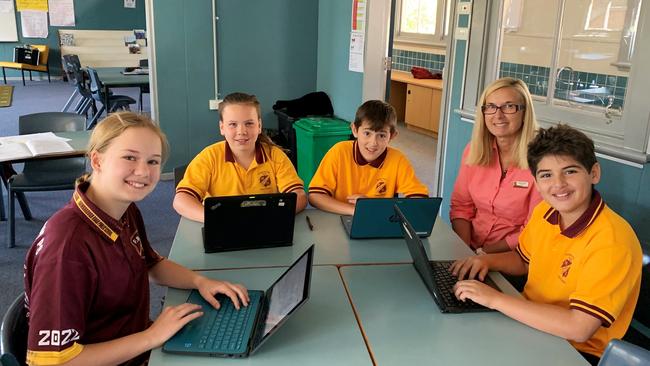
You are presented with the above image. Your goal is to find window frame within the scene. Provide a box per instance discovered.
[460,0,650,163]
[394,0,450,46]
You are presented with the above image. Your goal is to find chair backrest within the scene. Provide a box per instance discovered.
[18,112,87,177]
[61,54,82,84]
[174,164,188,187]
[598,339,650,366]
[29,45,49,66]
[0,293,28,366]
[86,67,106,102]
[19,112,86,135]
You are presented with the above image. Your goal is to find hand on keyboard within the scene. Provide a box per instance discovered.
[147,302,204,348]
[195,277,250,310]
[453,280,501,309]
[450,256,489,281]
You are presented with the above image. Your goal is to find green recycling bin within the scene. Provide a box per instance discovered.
[293,117,351,188]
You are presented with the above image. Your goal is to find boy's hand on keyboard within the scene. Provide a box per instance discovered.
[195,277,250,310]
[453,280,501,309]
[450,256,489,281]
[147,303,204,347]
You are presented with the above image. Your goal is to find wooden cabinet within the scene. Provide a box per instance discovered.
[390,72,442,137]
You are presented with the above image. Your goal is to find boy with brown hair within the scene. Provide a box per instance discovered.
[450,124,642,365]
[308,100,428,215]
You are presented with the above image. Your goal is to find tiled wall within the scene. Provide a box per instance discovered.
[392,48,445,73]
[499,62,628,108]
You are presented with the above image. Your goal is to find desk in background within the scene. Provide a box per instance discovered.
[148,266,372,366]
[95,67,149,110]
[168,210,475,270]
[389,71,442,137]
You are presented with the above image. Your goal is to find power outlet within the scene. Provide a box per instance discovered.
[209,99,220,110]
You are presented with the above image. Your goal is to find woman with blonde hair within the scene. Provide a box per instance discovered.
[451,77,542,253]
[24,112,249,366]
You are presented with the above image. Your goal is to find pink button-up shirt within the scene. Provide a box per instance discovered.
[450,143,542,250]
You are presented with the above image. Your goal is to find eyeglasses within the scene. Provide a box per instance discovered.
[481,103,526,115]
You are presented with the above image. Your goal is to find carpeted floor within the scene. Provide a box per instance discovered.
[0,85,13,107]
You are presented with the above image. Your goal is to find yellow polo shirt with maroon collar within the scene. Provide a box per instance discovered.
[308,140,428,201]
[516,191,642,357]
[176,141,303,201]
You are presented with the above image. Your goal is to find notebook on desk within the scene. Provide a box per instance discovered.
[340,197,442,239]
[163,245,314,357]
[394,205,499,313]
[202,193,296,253]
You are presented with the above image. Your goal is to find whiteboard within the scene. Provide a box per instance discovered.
[0,1,19,42]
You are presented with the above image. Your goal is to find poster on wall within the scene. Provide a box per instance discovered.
[16,0,48,12]
[348,31,364,73]
[49,0,75,27]
[351,0,366,32]
[21,10,48,38]
[124,0,135,9]
[0,0,19,42]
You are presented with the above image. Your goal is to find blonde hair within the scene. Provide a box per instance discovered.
[76,112,169,185]
[466,77,538,168]
[219,92,278,149]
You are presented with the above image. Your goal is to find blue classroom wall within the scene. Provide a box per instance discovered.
[216,0,319,130]
[153,0,218,172]
[317,0,363,123]
[0,1,145,77]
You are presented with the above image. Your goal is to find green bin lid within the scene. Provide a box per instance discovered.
[293,117,351,135]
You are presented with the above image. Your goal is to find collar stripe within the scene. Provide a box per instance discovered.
[224,141,267,164]
[74,191,119,242]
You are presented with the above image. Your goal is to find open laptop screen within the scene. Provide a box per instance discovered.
[259,247,313,343]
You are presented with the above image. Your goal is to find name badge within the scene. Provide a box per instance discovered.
[513,181,529,188]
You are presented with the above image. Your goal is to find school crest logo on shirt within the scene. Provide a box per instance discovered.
[259,171,272,188]
[375,179,387,196]
[559,254,574,282]
[130,232,144,258]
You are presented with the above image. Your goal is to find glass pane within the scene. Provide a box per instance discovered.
[400,0,437,34]
[555,0,630,112]
[498,0,559,98]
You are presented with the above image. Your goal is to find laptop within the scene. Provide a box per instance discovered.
[340,197,442,239]
[202,193,296,253]
[394,205,500,313]
[163,245,314,357]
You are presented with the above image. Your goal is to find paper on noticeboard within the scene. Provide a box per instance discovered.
[348,31,364,73]
[48,0,75,27]
[21,10,48,38]
[16,0,48,12]
[0,0,14,13]
[124,0,135,9]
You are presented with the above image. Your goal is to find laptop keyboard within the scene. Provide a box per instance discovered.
[432,261,483,310]
[197,295,256,351]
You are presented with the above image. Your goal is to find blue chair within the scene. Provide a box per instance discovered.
[86,67,136,129]
[0,293,28,366]
[598,339,650,365]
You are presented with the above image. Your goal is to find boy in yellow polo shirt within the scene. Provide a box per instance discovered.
[174,92,307,222]
[450,124,642,365]
[308,100,428,215]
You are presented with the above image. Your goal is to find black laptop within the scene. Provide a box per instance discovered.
[202,193,296,253]
[394,205,500,313]
[163,245,314,357]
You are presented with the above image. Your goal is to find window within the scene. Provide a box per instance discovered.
[461,0,650,162]
[395,0,450,45]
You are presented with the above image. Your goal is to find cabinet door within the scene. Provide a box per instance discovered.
[405,84,432,130]
[430,88,442,134]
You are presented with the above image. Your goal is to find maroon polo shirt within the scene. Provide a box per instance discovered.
[24,182,163,365]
